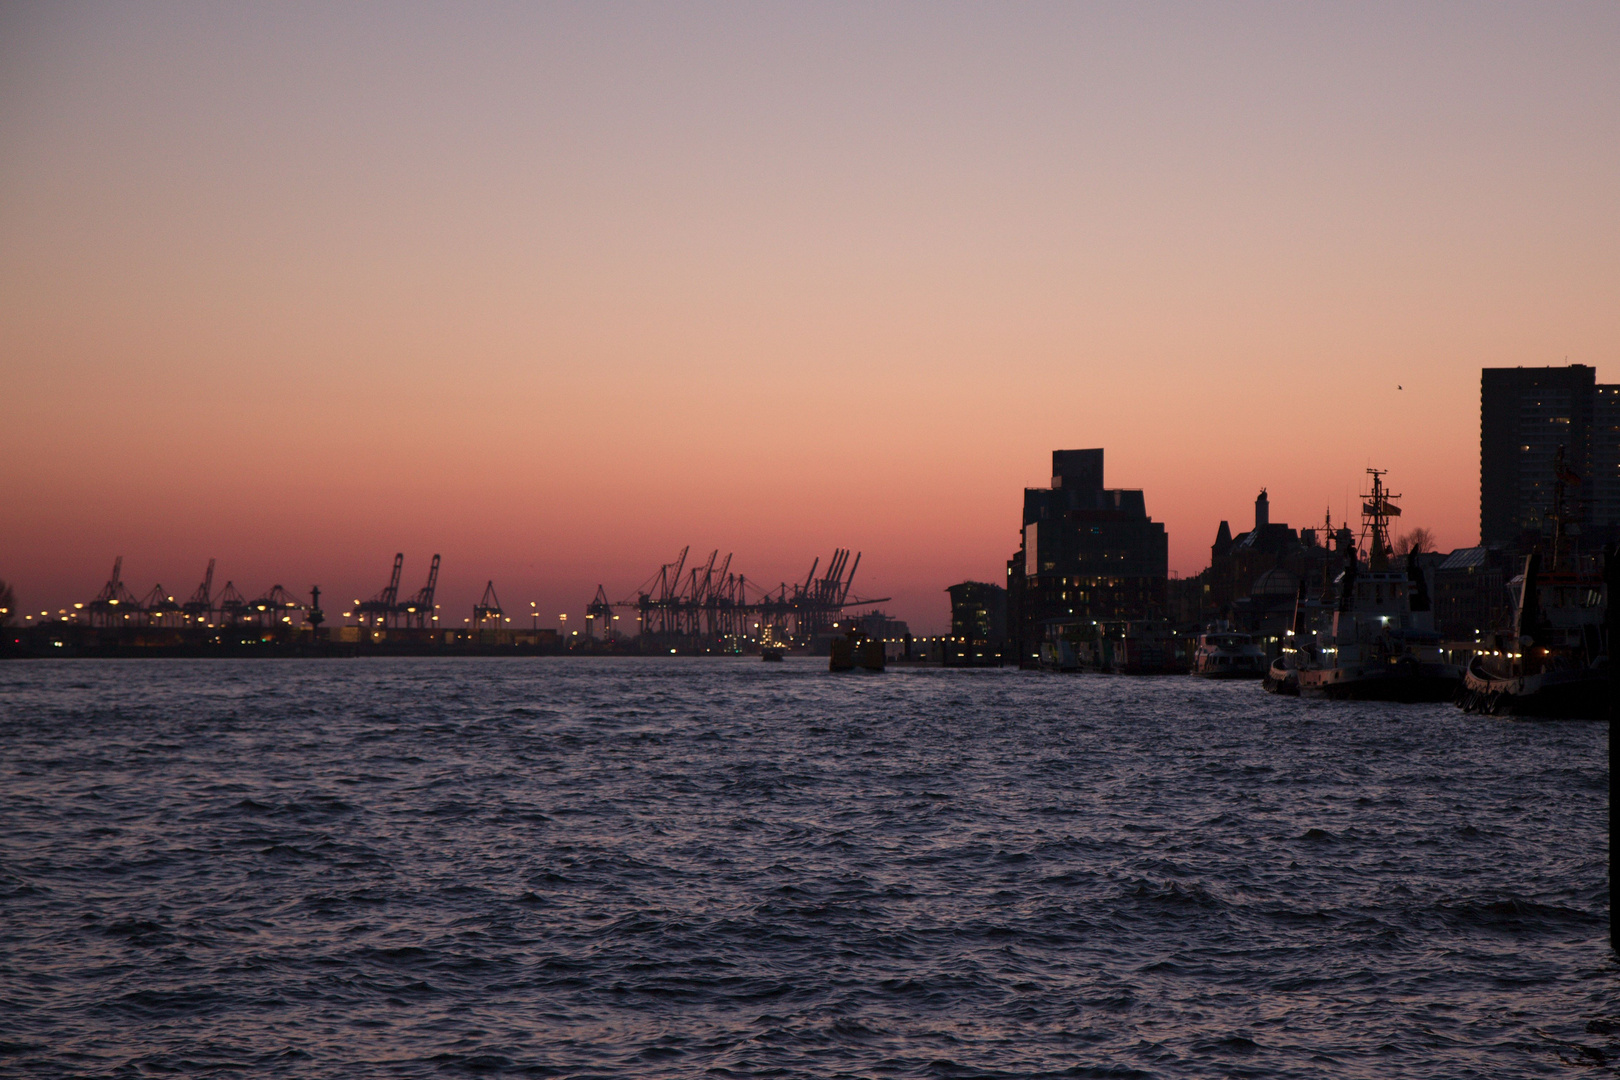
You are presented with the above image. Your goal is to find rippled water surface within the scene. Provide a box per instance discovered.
[0,657,1614,1077]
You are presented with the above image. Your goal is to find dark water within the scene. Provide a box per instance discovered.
[0,658,1614,1077]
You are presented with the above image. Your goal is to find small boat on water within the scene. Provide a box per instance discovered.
[1286,469,1462,702]
[1191,623,1266,679]
[1457,455,1613,719]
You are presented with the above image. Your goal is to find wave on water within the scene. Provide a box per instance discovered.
[0,656,1612,1078]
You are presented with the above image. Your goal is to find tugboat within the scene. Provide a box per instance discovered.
[1457,451,1612,718]
[1191,622,1267,678]
[1290,469,1461,701]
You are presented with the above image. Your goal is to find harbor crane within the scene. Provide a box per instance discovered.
[141,585,182,626]
[87,557,140,626]
[216,581,248,625]
[357,553,405,627]
[473,580,505,629]
[250,585,304,626]
[586,585,615,640]
[400,554,440,627]
[182,559,215,621]
[611,546,886,645]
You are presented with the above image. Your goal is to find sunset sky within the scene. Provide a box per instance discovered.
[3,3,1617,632]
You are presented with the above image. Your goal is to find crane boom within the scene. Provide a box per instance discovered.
[383,553,404,606]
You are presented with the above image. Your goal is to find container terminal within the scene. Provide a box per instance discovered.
[0,548,916,659]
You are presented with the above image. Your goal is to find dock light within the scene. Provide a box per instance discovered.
[109,599,117,605]
[74,603,82,609]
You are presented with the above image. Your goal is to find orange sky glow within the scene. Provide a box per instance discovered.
[3,4,1617,632]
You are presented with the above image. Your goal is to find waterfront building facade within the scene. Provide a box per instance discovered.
[1430,546,1514,641]
[1006,449,1169,665]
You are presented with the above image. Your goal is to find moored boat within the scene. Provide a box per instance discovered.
[1458,651,1610,717]
[1456,456,1612,718]
[1191,623,1266,678]
[1290,469,1462,702]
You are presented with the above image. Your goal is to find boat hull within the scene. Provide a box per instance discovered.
[1457,657,1613,719]
[1263,659,1299,696]
[1296,661,1461,702]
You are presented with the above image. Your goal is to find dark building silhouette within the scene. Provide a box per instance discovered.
[946,581,1007,666]
[1481,365,1620,548]
[1006,449,1168,664]
[1174,488,1344,654]
[850,610,909,640]
[1203,490,1316,617]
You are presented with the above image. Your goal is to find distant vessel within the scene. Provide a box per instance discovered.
[1191,624,1266,679]
[829,627,884,672]
[1458,453,1612,718]
[1286,469,1461,701]
[760,627,786,662]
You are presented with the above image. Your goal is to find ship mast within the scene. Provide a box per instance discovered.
[1548,444,1581,572]
[1359,468,1401,572]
